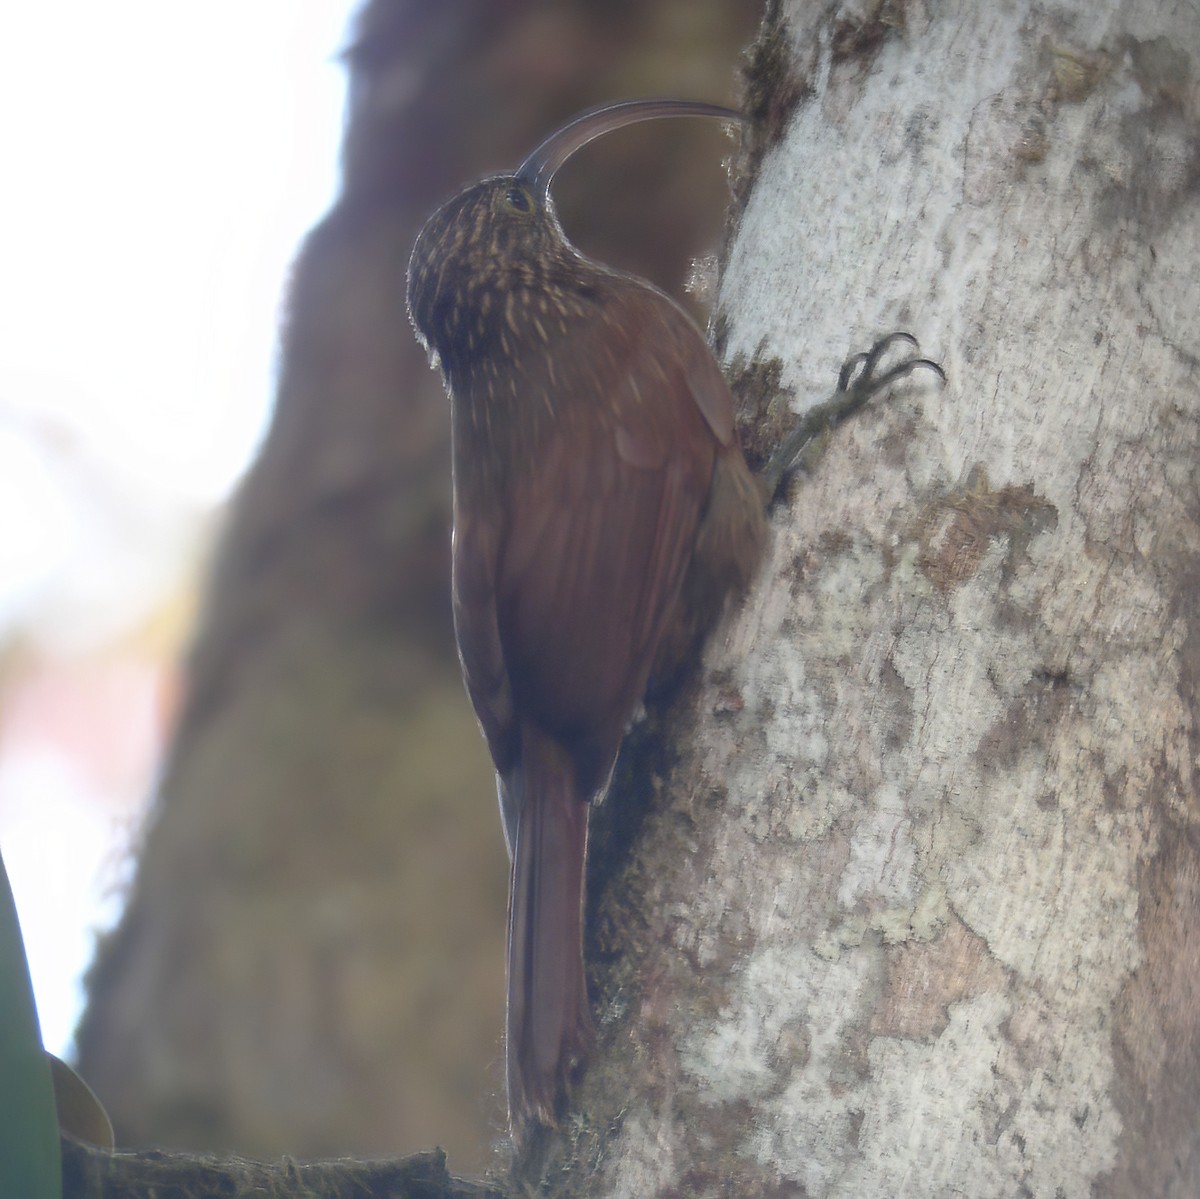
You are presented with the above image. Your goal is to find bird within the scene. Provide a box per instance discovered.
[406,98,942,1138]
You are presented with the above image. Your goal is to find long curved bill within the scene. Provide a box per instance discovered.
[515,98,746,203]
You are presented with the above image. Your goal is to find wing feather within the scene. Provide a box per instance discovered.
[453,283,736,798]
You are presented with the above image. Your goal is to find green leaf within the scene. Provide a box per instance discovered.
[0,845,62,1199]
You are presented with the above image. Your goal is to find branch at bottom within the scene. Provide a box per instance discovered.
[62,1136,508,1199]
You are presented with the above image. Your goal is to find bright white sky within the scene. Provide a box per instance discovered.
[0,2,357,1053]
[0,1,355,634]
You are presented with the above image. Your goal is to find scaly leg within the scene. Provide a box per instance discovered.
[761,331,945,503]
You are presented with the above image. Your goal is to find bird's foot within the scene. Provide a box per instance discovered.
[762,331,945,502]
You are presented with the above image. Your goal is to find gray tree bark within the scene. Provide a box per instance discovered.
[540,1,1200,1196]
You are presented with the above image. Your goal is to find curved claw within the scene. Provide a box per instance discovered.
[761,331,946,503]
[837,331,943,393]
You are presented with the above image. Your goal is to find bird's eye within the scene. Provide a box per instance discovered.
[505,186,532,213]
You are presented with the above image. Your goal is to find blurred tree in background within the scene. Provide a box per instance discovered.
[76,0,761,1171]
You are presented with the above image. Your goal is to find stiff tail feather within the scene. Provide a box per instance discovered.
[504,726,592,1135]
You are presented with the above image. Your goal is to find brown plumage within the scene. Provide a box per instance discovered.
[407,100,764,1137]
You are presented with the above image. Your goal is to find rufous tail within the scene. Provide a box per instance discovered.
[504,725,591,1137]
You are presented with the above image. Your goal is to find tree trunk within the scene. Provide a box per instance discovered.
[544,1,1200,1195]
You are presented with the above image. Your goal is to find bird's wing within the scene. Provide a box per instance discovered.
[452,508,517,777]
[492,291,729,790]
